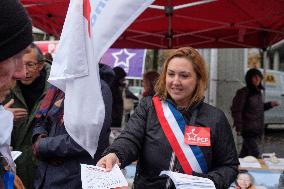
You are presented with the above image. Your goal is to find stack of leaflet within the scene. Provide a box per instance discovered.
[239,156,261,169]
[160,171,216,189]
[263,158,284,170]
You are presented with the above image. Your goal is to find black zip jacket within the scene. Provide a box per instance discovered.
[105,96,239,189]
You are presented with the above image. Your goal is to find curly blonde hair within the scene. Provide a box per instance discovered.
[155,47,208,106]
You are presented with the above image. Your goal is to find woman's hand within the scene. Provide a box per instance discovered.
[96,153,121,171]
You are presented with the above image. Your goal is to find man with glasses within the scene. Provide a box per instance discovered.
[4,43,50,189]
[0,0,33,188]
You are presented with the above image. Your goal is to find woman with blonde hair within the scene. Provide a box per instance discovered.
[97,47,239,189]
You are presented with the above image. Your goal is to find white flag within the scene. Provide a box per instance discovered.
[48,0,154,157]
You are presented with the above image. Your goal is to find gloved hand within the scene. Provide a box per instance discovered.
[32,134,48,159]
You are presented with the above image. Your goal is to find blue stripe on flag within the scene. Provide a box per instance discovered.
[167,101,208,173]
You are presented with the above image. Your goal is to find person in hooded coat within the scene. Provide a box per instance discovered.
[231,68,279,158]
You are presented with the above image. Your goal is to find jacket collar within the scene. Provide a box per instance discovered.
[11,64,51,110]
[165,97,204,114]
[163,97,218,128]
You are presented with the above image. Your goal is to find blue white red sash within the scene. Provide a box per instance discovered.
[152,96,208,174]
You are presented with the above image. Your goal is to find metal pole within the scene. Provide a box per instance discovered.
[261,47,268,155]
[165,0,173,48]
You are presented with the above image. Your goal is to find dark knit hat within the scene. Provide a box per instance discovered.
[0,0,33,62]
[113,66,127,79]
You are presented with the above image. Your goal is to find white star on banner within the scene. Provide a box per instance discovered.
[112,49,135,72]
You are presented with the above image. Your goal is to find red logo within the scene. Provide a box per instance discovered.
[184,126,211,146]
[83,0,91,37]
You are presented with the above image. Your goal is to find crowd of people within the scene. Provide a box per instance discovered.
[0,0,281,189]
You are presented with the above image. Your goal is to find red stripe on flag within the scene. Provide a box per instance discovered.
[152,97,192,174]
[83,0,91,37]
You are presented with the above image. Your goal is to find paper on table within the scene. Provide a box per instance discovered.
[81,164,128,189]
[160,170,216,189]
[11,151,22,161]
[239,158,262,168]
[263,158,284,170]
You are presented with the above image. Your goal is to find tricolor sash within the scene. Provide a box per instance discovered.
[152,96,208,174]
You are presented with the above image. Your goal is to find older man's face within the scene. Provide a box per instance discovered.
[21,48,44,85]
[0,48,29,102]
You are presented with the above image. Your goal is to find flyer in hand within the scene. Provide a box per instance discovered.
[81,164,128,189]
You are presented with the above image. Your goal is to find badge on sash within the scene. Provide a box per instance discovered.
[184,126,211,146]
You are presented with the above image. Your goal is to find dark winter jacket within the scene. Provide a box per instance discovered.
[231,87,273,137]
[32,65,114,189]
[110,67,127,127]
[106,97,239,189]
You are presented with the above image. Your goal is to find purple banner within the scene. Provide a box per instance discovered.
[101,48,146,79]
